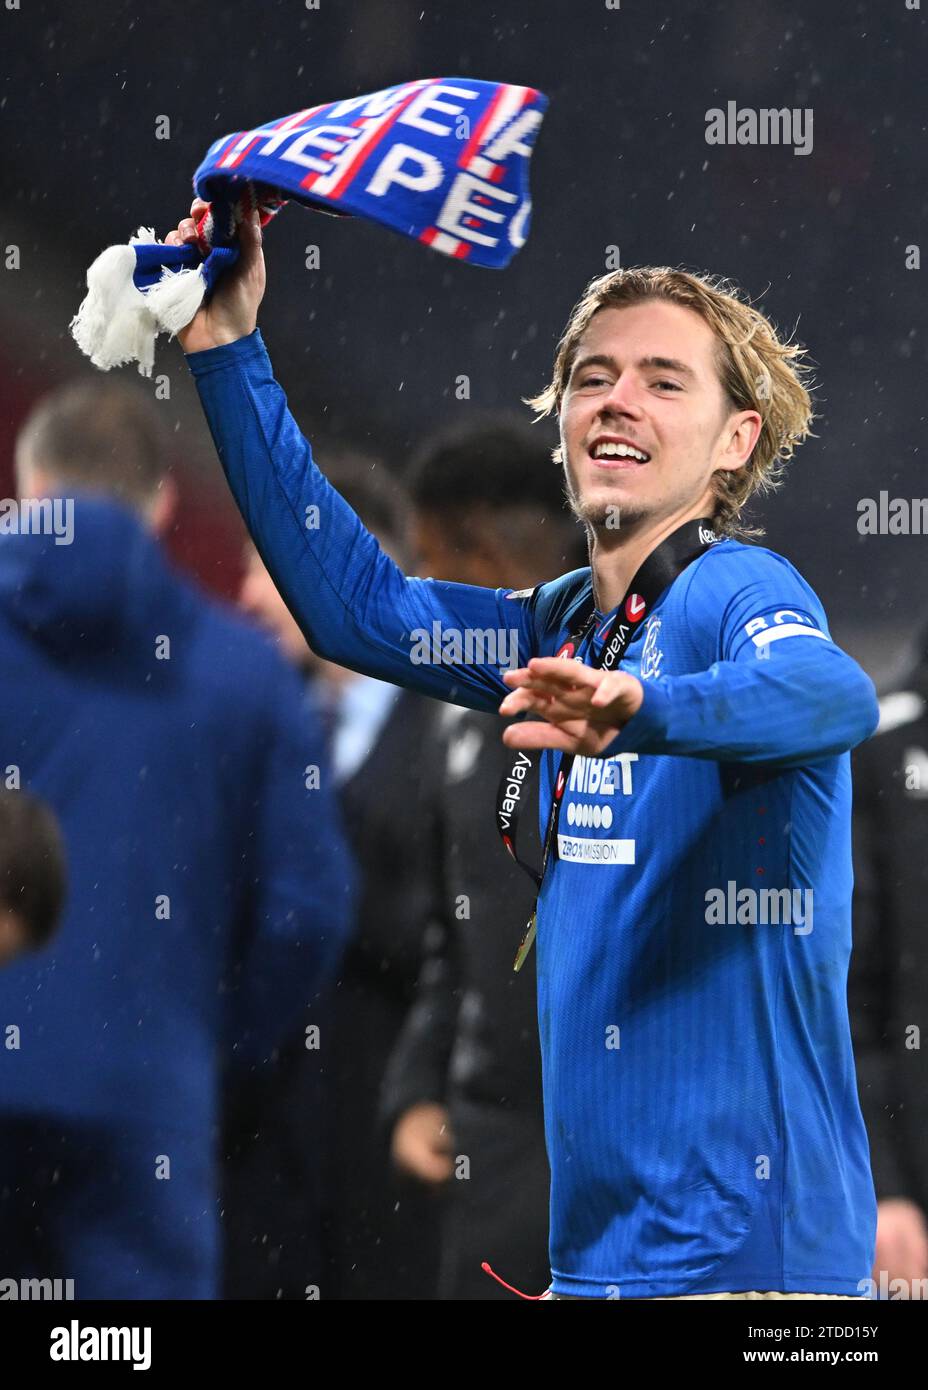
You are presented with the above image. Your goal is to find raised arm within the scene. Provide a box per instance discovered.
[168,203,535,714]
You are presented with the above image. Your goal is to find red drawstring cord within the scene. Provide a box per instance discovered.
[481,1261,549,1300]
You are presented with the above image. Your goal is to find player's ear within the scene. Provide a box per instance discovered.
[717,409,761,472]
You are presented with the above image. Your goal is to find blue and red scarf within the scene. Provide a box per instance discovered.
[71,77,548,375]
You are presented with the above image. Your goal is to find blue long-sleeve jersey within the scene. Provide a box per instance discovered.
[187,328,879,1297]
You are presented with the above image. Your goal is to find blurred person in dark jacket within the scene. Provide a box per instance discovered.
[232,453,445,1300]
[381,420,585,1299]
[0,379,354,1300]
[0,789,67,966]
[850,634,928,1295]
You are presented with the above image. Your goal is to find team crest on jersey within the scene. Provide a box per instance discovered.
[639,616,664,680]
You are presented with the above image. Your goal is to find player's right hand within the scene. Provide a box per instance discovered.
[872,1198,928,1287]
[391,1102,454,1186]
[163,197,267,354]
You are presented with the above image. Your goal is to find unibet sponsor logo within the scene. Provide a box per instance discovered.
[559,753,638,865]
[567,752,637,797]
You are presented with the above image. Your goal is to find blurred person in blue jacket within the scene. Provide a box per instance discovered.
[0,377,355,1300]
[0,788,68,966]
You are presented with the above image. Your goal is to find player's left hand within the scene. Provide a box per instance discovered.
[499,658,644,755]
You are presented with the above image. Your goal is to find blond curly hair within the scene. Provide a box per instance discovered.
[525,266,816,538]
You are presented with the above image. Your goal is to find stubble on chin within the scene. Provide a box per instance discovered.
[562,454,653,533]
[565,482,653,532]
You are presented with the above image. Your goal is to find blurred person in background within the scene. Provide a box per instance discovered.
[850,629,928,1295]
[0,788,67,967]
[381,420,586,1299]
[0,378,354,1300]
[233,453,445,1300]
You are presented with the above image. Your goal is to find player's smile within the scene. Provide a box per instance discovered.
[588,434,652,469]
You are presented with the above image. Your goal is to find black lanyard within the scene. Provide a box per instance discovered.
[495,517,719,968]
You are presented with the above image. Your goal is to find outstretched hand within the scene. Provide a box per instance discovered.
[499,658,644,755]
[163,198,267,353]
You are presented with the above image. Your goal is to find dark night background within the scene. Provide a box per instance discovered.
[1,0,925,680]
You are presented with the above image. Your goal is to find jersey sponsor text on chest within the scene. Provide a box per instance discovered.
[567,752,638,796]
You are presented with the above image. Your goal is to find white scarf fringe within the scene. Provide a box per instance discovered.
[69,228,206,377]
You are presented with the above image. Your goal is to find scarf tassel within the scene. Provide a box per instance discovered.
[69,227,207,379]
